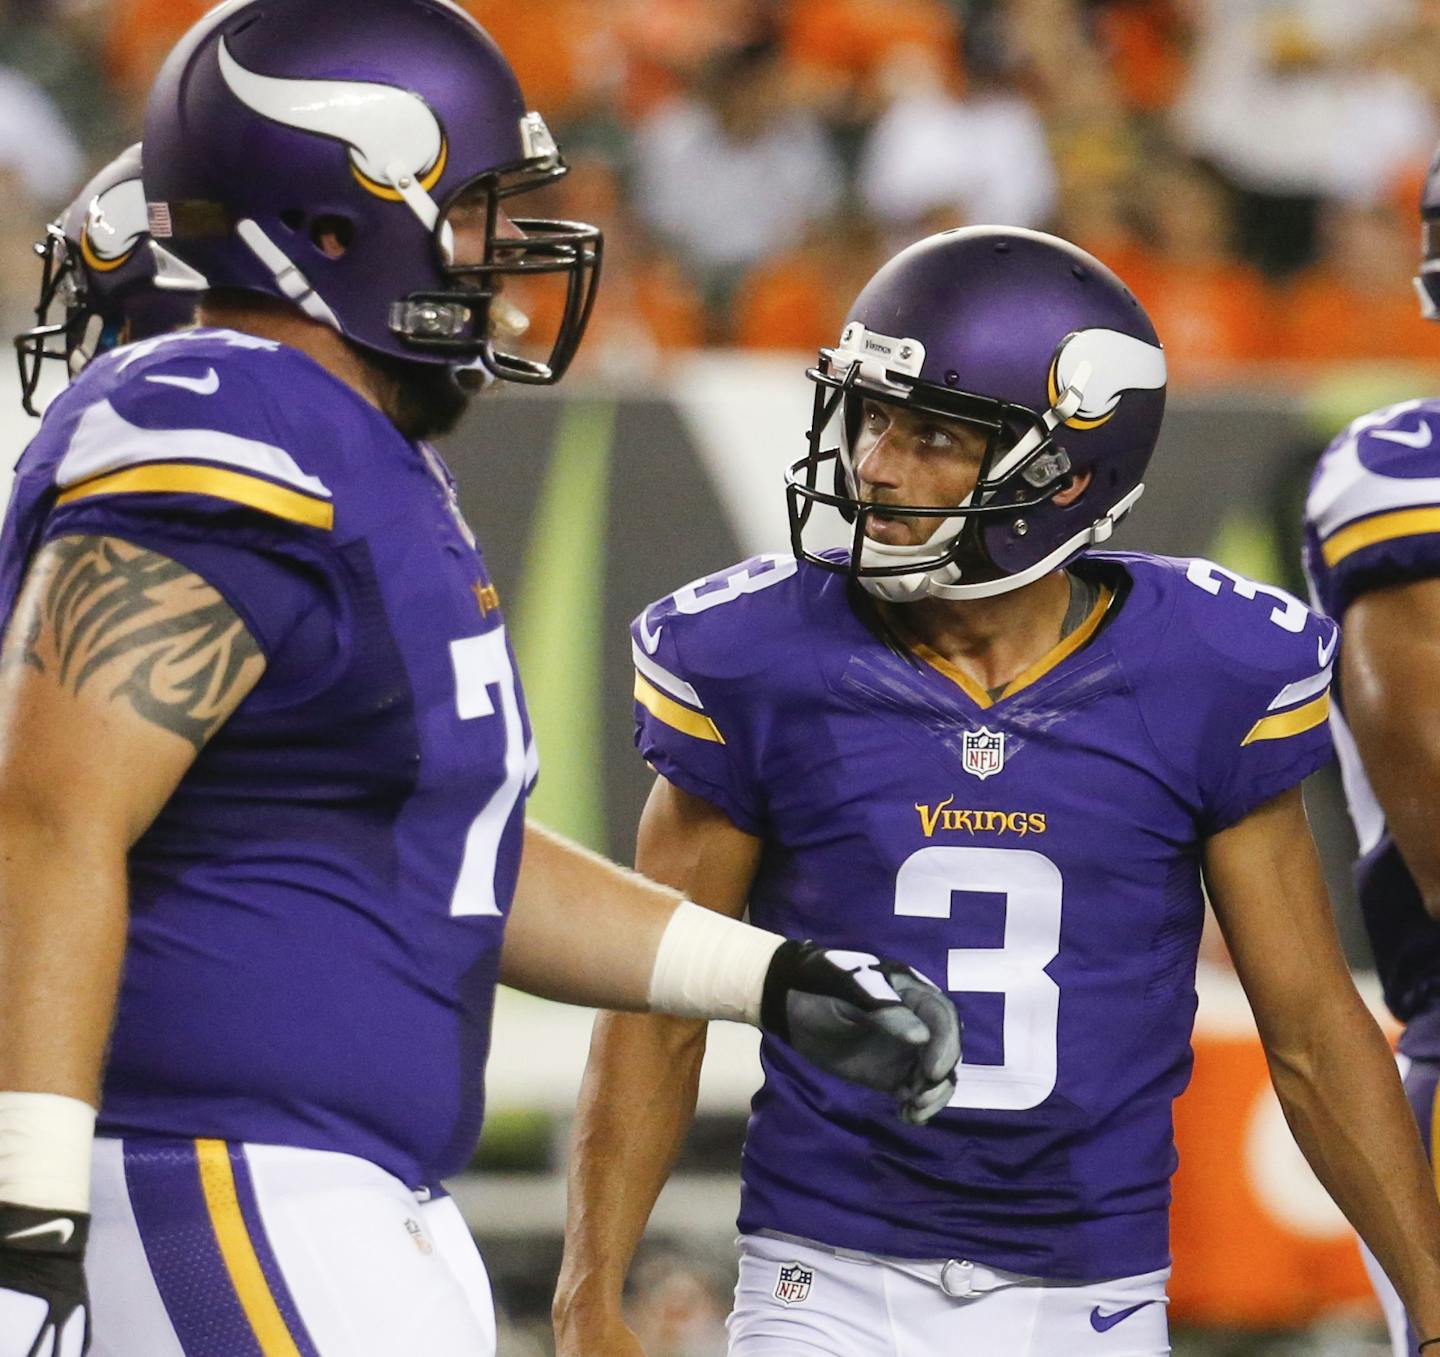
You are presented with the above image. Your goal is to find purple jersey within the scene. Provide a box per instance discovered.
[1304,398,1440,1048]
[632,551,1334,1279]
[0,329,537,1189]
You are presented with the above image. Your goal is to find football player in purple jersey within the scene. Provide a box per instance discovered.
[13,142,194,417]
[1302,145,1440,1357]
[0,4,959,1356]
[554,226,1440,1357]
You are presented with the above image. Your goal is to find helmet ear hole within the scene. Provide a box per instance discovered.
[310,215,354,259]
[279,208,305,232]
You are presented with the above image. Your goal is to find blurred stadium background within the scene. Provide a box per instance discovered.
[5,0,1440,1352]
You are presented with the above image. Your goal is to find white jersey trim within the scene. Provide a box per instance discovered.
[56,400,333,500]
[1307,401,1440,539]
[631,638,704,710]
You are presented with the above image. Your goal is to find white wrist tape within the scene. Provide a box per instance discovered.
[0,1092,96,1213]
[647,901,785,1025]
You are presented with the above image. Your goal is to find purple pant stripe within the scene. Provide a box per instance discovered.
[122,1137,266,1356]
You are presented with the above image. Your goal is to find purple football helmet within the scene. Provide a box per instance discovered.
[786,227,1168,602]
[141,0,601,384]
[1417,142,1440,320]
[14,143,193,416]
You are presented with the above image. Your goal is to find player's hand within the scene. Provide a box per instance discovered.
[760,943,960,1124]
[0,1202,90,1357]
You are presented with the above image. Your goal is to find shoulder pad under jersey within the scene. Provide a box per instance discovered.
[629,553,815,833]
[1117,553,1336,832]
[1304,397,1440,618]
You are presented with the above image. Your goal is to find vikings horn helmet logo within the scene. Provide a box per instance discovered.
[80,176,149,274]
[217,40,448,204]
[1047,329,1168,431]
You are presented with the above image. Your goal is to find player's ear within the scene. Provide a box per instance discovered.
[1053,469,1092,507]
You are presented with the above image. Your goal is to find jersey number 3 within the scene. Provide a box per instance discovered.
[895,846,1062,1110]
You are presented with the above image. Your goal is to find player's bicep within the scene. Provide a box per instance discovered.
[1340,577,1440,912]
[635,775,761,920]
[1203,786,1359,1047]
[0,534,265,844]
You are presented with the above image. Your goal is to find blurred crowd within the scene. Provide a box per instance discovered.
[6,0,1440,385]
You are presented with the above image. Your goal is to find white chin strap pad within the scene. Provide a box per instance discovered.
[236,219,342,329]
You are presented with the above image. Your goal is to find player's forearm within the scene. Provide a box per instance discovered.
[0,803,127,1105]
[502,821,684,1007]
[503,822,782,1015]
[553,1011,707,1339]
[1264,993,1440,1336]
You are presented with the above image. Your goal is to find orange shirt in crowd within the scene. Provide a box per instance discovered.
[1109,253,1278,379]
[730,254,846,353]
[1094,2,1189,114]
[104,0,213,104]
[462,1,617,125]
[783,0,962,92]
[1276,274,1440,364]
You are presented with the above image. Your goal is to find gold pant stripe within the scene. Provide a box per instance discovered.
[194,1139,305,1357]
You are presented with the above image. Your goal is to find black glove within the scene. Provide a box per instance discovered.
[0,1201,90,1357]
[761,943,961,1124]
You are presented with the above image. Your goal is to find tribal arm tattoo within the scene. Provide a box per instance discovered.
[4,535,265,751]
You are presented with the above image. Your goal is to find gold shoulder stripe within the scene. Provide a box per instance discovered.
[634,671,725,744]
[56,463,334,531]
[194,1139,305,1357]
[1322,506,1440,567]
[1241,691,1330,746]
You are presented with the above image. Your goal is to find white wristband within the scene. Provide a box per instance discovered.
[647,901,785,1025]
[0,1092,96,1213]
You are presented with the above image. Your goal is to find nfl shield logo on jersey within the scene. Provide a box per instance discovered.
[774,1262,813,1305]
[962,726,1005,780]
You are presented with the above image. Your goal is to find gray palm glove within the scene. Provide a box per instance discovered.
[760,943,961,1124]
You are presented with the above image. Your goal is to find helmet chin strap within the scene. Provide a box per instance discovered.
[235,160,453,338]
[236,219,341,328]
[919,483,1144,601]
[854,364,1095,604]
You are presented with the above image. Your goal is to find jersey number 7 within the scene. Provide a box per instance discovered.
[448,626,535,917]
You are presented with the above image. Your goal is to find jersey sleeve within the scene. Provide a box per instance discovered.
[1136,559,1337,835]
[630,556,800,835]
[34,347,348,699]
[1304,400,1440,619]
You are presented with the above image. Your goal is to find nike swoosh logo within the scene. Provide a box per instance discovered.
[5,1218,74,1247]
[638,610,663,655]
[146,367,220,396]
[1372,422,1433,449]
[1317,630,1338,668]
[1089,1301,1155,1333]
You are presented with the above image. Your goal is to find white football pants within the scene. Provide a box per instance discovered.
[85,1137,495,1357]
[729,1232,1171,1356]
